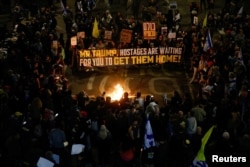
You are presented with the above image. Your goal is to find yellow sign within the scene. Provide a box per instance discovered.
[78,47,182,67]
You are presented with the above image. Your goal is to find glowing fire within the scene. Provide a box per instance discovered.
[108,84,125,101]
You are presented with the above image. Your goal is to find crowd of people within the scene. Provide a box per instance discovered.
[0,0,250,167]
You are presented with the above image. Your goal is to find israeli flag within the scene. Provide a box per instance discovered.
[237,6,243,17]
[190,158,208,167]
[60,0,67,16]
[203,30,213,52]
[237,48,246,70]
[144,115,156,149]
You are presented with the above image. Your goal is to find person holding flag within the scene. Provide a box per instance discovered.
[61,0,67,8]
[144,116,156,150]
[237,6,244,17]
[92,17,100,39]
[60,0,67,16]
[203,29,213,52]
[142,103,157,167]
[235,28,245,47]
[202,12,208,28]
[61,0,73,36]
[190,125,216,167]
[236,47,246,71]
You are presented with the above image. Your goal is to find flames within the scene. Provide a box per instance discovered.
[108,84,125,101]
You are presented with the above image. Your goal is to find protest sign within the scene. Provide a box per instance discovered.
[71,36,77,46]
[143,22,156,40]
[120,29,133,44]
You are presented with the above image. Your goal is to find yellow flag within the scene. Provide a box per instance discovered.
[92,18,99,38]
[202,13,207,28]
[190,125,215,167]
[197,125,215,161]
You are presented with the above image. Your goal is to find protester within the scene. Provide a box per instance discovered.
[186,111,197,139]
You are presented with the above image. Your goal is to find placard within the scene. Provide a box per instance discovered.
[193,16,198,26]
[161,27,168,35]
[104,30,112,40]
[143,22,156,40]
[168,32,176,39]
[37,157,54,167]
[71,144,85,155]
[120,29,133,44]
[71,36,77,46]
